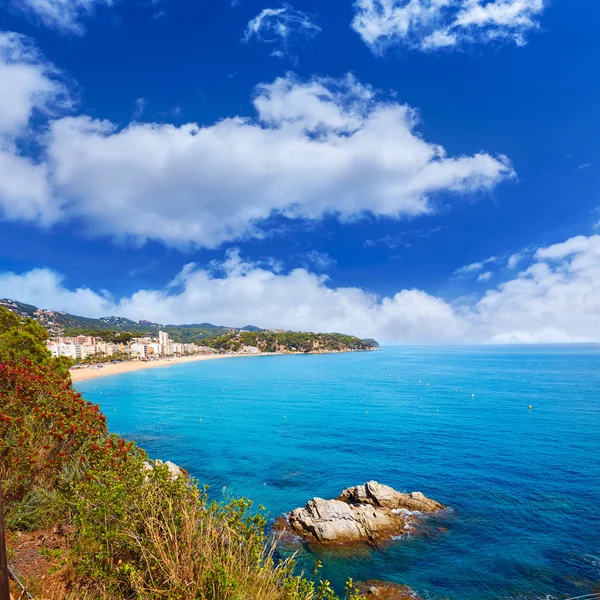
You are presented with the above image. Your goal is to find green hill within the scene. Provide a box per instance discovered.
[0,300,378,352]
[0,299,252,343]
[205,330,378,353]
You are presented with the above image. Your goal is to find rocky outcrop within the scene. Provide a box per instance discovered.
[339,481,443,513]
[285,481,443,545]
[288,497,398,544]
[355,580,422,599]
[143,459,187,481]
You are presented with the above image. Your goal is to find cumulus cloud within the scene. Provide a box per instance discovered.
[475,235,600,343]
[0,32,70,223]
[477,271,492,282]
[0,33,69,136]
[45,79,512,247]
[534,235,593,261]
[10,0,113,34]
[243,3,320,57]
[0,34,514,248]
[3,235,600,344]
[352,0,546,53]
[0,268,114,316]
[0,251,468,343]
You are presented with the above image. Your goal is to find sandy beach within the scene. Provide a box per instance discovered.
[70,354,233,382]
[70,349,363,382]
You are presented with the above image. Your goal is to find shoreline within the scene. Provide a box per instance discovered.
[70,349,374,382]
[70,354,236,382]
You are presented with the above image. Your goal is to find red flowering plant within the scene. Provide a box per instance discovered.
[0,357,109,514]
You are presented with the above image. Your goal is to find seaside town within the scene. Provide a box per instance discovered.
[46,331,260,362]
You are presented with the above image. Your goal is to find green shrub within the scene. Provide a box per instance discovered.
[5,487,62,531]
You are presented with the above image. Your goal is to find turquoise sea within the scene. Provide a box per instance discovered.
[76,346,600,600]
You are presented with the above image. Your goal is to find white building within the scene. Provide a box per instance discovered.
[49,342,76,359]
[48,342,91,360]
[158,331,170,356]
[148,342,161,356]
[130,339,161,358]
[130,342,148,358]
[183,343,201,354]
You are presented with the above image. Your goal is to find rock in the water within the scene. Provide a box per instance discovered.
[339,481,444,513]
[354,580,422,599]
[286,481,443,545]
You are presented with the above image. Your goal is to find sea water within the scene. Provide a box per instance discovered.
[76,346,600,600]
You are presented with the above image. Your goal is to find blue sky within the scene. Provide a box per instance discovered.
[0,0,599,343]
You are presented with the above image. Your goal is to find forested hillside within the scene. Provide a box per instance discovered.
[206,331,378,353]
[0,299,252,342]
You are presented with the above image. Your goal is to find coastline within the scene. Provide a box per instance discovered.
[70,348,377,382]
[70,354,233,382]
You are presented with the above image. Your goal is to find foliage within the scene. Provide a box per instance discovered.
[67,455,363,599]
[78,350,130,365]
[0,306,72,376]
[5,487,62,531]
[0,358,107,514]
[0,306,48,364]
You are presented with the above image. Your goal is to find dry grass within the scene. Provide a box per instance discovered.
[121,486,294,599]
[64,470,324,600]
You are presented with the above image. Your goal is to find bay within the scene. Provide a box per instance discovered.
[76,346,600,600]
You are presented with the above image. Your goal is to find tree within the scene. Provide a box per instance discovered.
[0,306,70,375]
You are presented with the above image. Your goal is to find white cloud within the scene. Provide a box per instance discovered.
[0,32,69,224]
[0,151,53,222]
[297,250,336,271]
[475,235,600,343]
[454,255,497,276]
[0,268,114,316]
[0,32,69,138]
[44,77,512,247]
[243,3,320,56]
[9,0,170,34]
[0,251,468,343]
[352,0,545,53]
[132,97,147,120]
[507,250,525,269]
[10,0,113,34]
[477,270,492,282]
[422,29,458,49]
[4,235,600,345]
[0,35,514,248]
[534,235,592,261]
